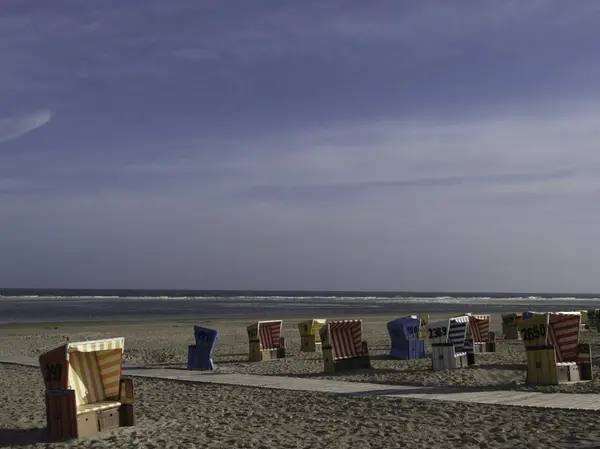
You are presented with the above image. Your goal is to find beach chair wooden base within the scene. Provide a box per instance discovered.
[300,335,322,352]
[470,332,497,353]
[502,324,521,340]
[431,343,472,371]
[249,338,286,362]
[119,404,135,427]
[322,341,371,374]
[526,345,593,385]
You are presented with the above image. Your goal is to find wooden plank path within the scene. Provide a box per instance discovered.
[2,355,600,411]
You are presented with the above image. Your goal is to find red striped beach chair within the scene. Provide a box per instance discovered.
[319,320,371,373]
[247,320,286,362]
[519,312,592,385]
[467,314,496,353]
[38,338,135,441]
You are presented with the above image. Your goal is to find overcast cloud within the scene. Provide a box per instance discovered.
[2,0,600,292]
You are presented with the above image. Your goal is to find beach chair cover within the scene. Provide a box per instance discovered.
[247,321,282,350]
[448,316,469,353]
[468,315,490,343]
[387,317,424,359]
[548,312,581,362]
[298,319,326,343]
[320,320,363,360]
[189,325,219,369]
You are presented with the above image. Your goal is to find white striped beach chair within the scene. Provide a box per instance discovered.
[39,337,135,441]
[467,314,496,353]
[297,319,326,352]
[320,320,371,373]
[428,316,474,371]
[247,320,286,362]
[519,312,592,385]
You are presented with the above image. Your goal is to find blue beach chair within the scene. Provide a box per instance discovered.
[187,325,219,370]
[387,317,425,359]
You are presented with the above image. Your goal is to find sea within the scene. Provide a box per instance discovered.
[2,289,600,324]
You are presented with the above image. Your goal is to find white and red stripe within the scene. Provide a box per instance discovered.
[259,321,282,350]
[320,320,363,360]
[548,312,581,362]
[469,315,490,343]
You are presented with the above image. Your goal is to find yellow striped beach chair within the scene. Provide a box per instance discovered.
[39,337,135,441]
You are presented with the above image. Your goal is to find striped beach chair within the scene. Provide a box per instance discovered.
[467,315,496,353]
[297,319,326,352]
[501,312,523,340]
[320,320,371,373]
[187,325,219,370]
[428,316,473,371]
[387,317,426,359]
[519,312,593,385]
[247,320,286,362]
[38,338,135,441]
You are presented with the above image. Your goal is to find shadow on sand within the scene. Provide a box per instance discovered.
[0,427,47,448]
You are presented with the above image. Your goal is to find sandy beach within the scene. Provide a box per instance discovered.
[2,312,600,448]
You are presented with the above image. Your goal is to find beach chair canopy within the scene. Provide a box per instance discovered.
[247,320,282,350]
[448,316,469,353]
[387,317,420,343]
[298,319,326,342]
[468,315,490,343]
[39,338,125,414]
[194,325,219,348]
[549,312,581,362]
[320,320,364,360]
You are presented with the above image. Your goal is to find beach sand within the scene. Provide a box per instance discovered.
[2,313,600,448]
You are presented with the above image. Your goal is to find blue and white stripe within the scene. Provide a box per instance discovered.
[448,316,469,353]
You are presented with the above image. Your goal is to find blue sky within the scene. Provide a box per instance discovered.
[2,0,600,292]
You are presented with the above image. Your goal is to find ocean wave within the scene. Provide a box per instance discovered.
[0,294,598,303]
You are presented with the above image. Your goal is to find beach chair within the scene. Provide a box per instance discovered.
[428,316,474,371]
[578,310,589,330]
[38,338,135,441]
[387,317,425,359]
[247,320,286,362]
[320,320,371,373]
[519,312,593,385]
[467,315,496,353]
[297,319,326,352]
[187,325,218,370]
[501,313,523,339]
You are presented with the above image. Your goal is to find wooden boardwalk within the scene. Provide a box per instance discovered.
[3,355,600,411]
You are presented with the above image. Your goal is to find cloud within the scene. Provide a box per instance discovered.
[0,110,52,143]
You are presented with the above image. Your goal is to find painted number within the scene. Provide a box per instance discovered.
[428,327,448,339]
[520,324,546,341]
[195,332,208,342]
[248,329,258,339]
[407,326,419,335]
[44,363,62,382]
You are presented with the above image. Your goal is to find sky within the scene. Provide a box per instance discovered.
[2,0,600,292]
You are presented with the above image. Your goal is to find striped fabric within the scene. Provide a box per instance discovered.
[322,320,363,360]
[448,316,469,353]
[77,401,121,414]
[67,338,124,353]
[259,321,282,350]
[548,312,581,363]
[66,338,124,409]
[69,351,105,406]
[469,315,490,343]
